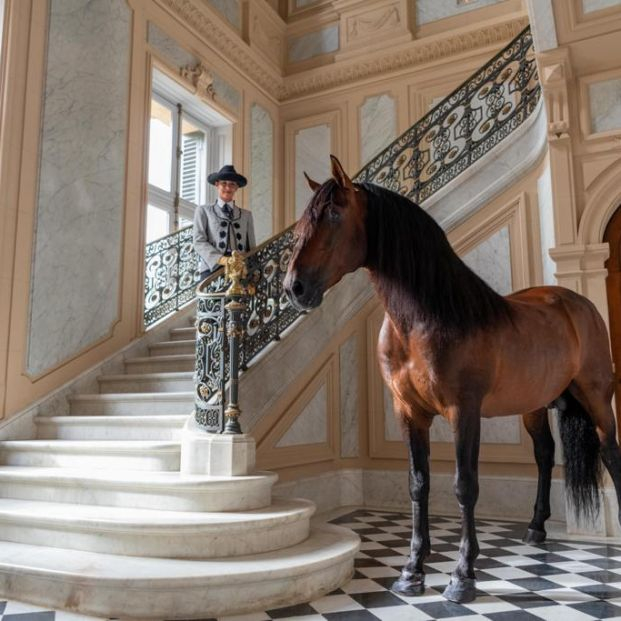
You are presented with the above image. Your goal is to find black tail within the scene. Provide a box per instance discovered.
[557,390,602,520]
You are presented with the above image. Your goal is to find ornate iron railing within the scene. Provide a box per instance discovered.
[188,27,541,432]
[354,27,540,201]
[144,225,200,328]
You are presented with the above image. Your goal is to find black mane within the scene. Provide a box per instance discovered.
[359,182,513,336]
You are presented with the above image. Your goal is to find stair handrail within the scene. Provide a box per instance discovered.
[189,26,540,432]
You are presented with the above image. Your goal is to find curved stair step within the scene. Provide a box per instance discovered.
[149,340,195,356]
[98,372,194,393]
[0,467,277,511]
[0,497,314,558]
[69,392,193,416]
[35,414,186,440]
[170,326,195,341]
[124,354,194,374]
[0,440,181,471]
[0,524,358,619]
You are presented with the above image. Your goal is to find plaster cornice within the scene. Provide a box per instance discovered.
[156,0,528,102]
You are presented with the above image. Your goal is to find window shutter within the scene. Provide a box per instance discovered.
[181,133,202,204]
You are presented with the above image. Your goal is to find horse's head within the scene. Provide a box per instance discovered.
[284,156,368,310]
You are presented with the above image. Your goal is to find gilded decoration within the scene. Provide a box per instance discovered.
[155,0,527,101]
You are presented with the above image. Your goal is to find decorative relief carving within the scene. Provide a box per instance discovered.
[539,53,572,139]
[157,1,527,101]
[347,6,401,40]
[181,63,216,99]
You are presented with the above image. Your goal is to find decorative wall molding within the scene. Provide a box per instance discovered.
[180,62,216,99]
[156,0,527,101]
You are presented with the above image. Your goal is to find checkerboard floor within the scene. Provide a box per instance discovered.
[2,509,621,621]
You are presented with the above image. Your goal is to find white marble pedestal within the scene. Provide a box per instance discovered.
[180,416,256,476]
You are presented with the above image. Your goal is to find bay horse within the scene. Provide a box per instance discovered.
[283,155,621,604]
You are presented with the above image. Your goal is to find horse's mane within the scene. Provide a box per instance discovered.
[359,182,513,336]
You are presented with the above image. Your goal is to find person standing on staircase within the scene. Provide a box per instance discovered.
[193,164,256,281]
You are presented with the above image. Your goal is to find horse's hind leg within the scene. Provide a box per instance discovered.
[522,408,555,543]
[392,413,431,596]
[443,407,480,604]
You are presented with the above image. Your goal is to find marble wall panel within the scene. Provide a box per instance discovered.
[430,414,521,443]
[462,226,512,295]
[212,73,241,113]
[416,0,505,26]
[340,335,359,458]
[206,0,241,29]
[538,166,557,285]
[295,0,323,8]
[277,383,328,446]
[250,104,274,243]
[288,25,339,63]
[295,124,331,218]
[360,94,397,166]
[589,78,621,134]
[582,0,621,12]
[27,0,131,376]
[524,0,558,52]
[148,23,198,68]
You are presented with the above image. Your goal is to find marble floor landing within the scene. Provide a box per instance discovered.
[3,509,621,621]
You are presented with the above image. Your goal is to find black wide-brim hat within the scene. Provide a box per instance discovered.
[207,164,247,188]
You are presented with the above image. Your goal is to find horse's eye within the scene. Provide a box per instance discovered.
[327,208,341,224]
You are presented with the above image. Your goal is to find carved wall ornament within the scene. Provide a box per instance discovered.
[348,6,401,40]
[181,63,216,99]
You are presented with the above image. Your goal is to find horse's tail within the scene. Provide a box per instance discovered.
[557,389,602,520]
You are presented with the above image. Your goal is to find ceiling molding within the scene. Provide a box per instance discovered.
[156,0,528,102]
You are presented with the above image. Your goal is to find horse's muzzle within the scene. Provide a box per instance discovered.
[283,273,324,310]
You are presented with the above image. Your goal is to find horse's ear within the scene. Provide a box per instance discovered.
[330,155,358,192]
[303,171,321,192]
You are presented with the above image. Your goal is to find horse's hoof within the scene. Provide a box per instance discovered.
[443,577,476,603]
[391,578,425,596]
[523,528,546,544]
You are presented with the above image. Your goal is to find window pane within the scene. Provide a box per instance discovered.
[146,204,170,243]
[148,99,173,191]
[181,118,206,206]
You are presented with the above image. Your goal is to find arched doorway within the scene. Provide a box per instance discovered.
[603,205,621,431]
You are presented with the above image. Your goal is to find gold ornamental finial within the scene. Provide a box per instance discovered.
[219,251,247,296]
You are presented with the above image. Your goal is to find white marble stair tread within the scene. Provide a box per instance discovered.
[169,326,195,340]
[0,497,315,558]
[149,339,195,355]
[35,414,187,440]
[69,392,193,416]
[0,467,278,511]
[97,371,194,393]
[124,354,194,373]
[0,524,358,619]
[0,439,181,471]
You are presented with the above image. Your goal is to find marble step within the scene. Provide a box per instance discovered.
[149,339,195,356]
[124,354,194,374]
[35,415,187,440]
[98,372,194,393]
[170,326,196,341]
[0,524,358,619]
[0,497,314,558]
[0,440,181,471]
[0,467,278,512]
[69,392,194,416]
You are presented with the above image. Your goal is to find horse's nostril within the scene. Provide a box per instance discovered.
[291,280,304,297]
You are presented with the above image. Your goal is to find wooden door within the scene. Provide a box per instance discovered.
[604,206,621,432]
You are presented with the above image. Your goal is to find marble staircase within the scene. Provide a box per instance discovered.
[0,313,358,619]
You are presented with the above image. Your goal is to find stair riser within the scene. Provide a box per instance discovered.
[36,423,183,441]
[170,328,195,341]
[0,451,180,471]
[0,518,309,558]
[0,481,273,512]
[70,399,193,417]
[149,342,194,356]
[124,359,194,374]
[0,543,354,619]
[98,378,193,393]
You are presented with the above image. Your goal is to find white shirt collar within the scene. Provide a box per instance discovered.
[216,198,235,208]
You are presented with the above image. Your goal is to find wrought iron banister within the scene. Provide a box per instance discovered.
[144,225,200,328]
[188,26,541,432]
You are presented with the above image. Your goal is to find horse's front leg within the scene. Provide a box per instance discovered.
[443,407,481,604]
[392,413,431,596]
